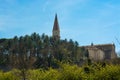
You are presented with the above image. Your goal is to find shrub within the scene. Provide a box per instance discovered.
[0,64,120,80]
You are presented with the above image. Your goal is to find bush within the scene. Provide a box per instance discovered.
[0,64,120,80]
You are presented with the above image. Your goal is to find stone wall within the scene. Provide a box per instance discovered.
[82,44,117,61]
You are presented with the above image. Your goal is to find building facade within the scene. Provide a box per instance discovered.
[83,43,117,61]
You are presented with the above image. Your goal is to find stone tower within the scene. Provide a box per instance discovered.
[52,14,60,40]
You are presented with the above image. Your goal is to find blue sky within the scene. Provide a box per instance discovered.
[0,0,120,53]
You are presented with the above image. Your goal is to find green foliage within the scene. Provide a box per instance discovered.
[0,64,120,80]
[0,70,20,80]
[0,32,82,69]
[28,68,59,80]
[94,65,120,80]
[0,32,120,80]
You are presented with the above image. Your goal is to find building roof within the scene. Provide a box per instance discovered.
[81,43,115,48]
[53,14,60,31]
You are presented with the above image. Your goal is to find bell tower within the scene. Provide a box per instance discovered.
[52,14,60,40]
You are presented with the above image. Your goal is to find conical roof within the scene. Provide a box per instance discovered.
[53,14,60,31]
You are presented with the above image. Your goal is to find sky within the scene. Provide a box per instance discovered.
[0,0,120,53]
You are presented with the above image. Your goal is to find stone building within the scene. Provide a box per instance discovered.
[52,14,117,61]
[82,43,117,61]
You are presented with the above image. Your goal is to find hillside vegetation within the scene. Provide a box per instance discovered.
[0,32,87,69]
[0,63,120,80]
[0,33,120,80]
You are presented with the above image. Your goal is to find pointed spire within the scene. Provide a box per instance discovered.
[53,14,60,31]
[52,14,60,40]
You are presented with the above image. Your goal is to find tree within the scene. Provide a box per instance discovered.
[0,32,87,70]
